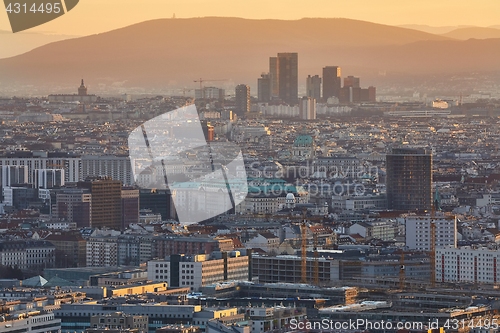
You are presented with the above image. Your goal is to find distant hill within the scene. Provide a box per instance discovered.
[0,17,498,91]
[0,30,78,59]
[441,27,500,40]
[397,24,474,35]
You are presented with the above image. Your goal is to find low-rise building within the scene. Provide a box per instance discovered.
[147,252,249,291]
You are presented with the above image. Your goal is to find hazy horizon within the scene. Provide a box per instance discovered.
[1,0,500,36]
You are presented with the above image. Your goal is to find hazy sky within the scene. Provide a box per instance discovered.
[1,0,499,35]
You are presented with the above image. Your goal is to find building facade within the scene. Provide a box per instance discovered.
[386,147,432,211]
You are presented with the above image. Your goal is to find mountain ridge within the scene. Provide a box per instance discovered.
[0,17,498,90]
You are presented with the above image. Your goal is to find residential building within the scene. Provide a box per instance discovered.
[235,84,250,118]
[81,155,133,186]
[0,152,80,183]
[306,75,321,101]
[86,237,118,267]
[33,169,65,188]
[436,246,500,284]
[405,213,457,250]
[299,96,316,120]
[0,240,55,271]
[45,231,87,267]
[245,233,280,254]
[1,165,28,187]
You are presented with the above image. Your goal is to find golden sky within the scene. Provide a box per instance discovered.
[1,0,499,35]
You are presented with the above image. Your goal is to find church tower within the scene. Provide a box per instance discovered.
[78,79,88,96]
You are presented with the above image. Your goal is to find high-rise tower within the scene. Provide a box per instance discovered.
[386,147,432,211]
[277,53,298,105]
[322,66,341,102]
[77,176,122,230]
[235,84,250,118]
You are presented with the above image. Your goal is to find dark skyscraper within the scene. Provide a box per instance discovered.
[269,57,279,99]
[306,75,321,101]
[78,176,122,230]
[322,66,341,101]
[235,84,250,117]
[277,52,298,105]
[344,75,360,88]
[386,147,432,211]
[257,73,271,102]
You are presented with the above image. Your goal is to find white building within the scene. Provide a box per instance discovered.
[436,246,500,284]
[0,155,80,183]
[81,155,133,186]
[0,240,55,271]
[147,252,249,291]
[349,220,398,241]
[33,169,65,189]
[299,97,316,120]
[405,214,457,250]
[1,165,28,187]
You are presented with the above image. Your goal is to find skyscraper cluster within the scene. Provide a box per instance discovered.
[258,52,299,105]
[257,54,376,106]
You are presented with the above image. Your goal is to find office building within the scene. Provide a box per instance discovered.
[139,189,175,221]
[54,188,92,228]
[299,96,316,120]
[122,187,139,229]
[78,176,122,230]
[252,254,339,284]
[405,214,457,251]
[386,147,432,211]
[33,169,65,189]
[269,57,279,99]
[235,84,250,118]
[277,52,298,105]
[257,73,271,102]
[88,312,148,333]
[147,252,249,291]
[306,75,321,101]
[322,66,341,101]
[344,75,360,88]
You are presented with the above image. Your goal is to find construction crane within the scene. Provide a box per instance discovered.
[430,221,436,287]
[193,78,227,99]
[399,250,405,290]
[300,221,307,284]
[313,233,319,286]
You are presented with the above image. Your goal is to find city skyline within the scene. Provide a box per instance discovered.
[2,0,500,36]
